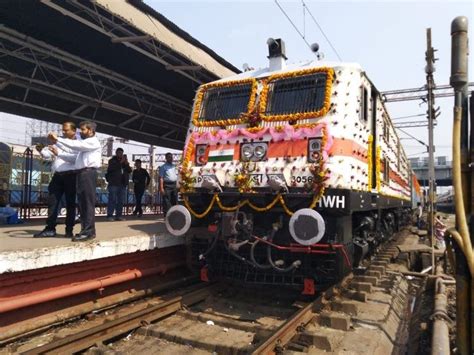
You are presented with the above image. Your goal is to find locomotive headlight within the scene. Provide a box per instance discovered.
[241,144,254,161]
[308,138,322,163]
[310,140,321,151]
[241,143,268,161]
[254,145,267,159]
[195,144,208,166]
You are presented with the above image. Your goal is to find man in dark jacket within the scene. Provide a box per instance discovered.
[106,148,131,221]
[132,159,151,217]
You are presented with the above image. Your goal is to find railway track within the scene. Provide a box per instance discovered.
[6,229,420,354]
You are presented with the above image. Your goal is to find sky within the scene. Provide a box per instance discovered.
[1,0,473,159]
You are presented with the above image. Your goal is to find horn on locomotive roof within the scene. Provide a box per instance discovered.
[310,42,325,61]
[267,38,287,71]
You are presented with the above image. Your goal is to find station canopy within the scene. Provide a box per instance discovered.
[0,0,239,149]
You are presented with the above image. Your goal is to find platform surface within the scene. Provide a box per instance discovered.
[0,216,184,273]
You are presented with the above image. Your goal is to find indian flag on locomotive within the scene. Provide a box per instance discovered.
[207,145,235,162]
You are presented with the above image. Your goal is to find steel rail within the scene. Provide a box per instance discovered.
[22,284,219,355]
[251,277,345,355]
[252,301,315,354]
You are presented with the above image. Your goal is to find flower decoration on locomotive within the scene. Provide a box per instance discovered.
[192,78,258,127]
[191,124,330,145]
[179,135,195,193]
[308,126,331,193]
[234,162,255,193]
[239,107,262,129]
[259,67,335,122]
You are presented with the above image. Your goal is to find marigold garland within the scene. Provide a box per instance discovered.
[375,146,382,192]
[215,195,247,211]
[184,191,327,219]
[184,194,216,218]
[293,123,318,130]
[234,162,254,193]
[192,78,258,127]
[179,136,195,193]
[309,186,326,209]
[183,120,330,218]
[247,195,281,212]
[245,126,265,133]
[308,126,329,193]
[259,67,334,122]
[239,107,262,128]
[367,135,373,191]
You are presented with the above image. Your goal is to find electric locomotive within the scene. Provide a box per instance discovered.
[165,39,422,292]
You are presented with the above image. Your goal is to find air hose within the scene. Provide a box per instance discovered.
[447,105,474,276]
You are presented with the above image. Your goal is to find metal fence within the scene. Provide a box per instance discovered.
[0,145,171,220]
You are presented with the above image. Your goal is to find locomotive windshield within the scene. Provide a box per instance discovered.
[198,82,253,122]
[264,72,328,115]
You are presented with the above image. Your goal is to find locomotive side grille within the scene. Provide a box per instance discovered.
[199,83,253,122]
[265,73,327,115]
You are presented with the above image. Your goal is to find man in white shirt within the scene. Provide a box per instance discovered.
[49,121,101,242]
[34,122,78,238]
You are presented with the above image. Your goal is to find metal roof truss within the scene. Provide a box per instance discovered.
[0,25,191,149]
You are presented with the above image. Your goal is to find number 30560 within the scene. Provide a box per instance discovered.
[291,175,314,184]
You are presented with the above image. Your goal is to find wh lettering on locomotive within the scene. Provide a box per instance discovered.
[165,38,422,292]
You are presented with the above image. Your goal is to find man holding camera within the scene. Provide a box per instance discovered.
[35,121,77,238]
[48,120,101,242]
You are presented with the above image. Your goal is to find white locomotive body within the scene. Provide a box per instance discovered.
[165,40,422,290]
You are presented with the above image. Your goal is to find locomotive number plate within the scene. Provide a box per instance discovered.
[290,175,314,184]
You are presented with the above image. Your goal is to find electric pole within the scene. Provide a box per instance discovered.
[149,144,155,190]
[425,28,437,274]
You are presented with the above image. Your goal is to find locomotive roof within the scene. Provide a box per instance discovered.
[212,61,363,84]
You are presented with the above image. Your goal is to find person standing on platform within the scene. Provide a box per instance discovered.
[105,148,131,221]
[159,152,177,216]
[49,121,101,242]
[416,202,423,229]
[34,122,78,238]
[132,159,150,217]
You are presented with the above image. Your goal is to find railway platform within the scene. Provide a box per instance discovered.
[0,216,184,273]
[0,216,189,344]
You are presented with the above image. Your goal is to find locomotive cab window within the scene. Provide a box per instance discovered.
[384,159,390,184]
[360,86,368,122]
[264,72,328,116]
[383,118,390,142]
[198,83,253,122]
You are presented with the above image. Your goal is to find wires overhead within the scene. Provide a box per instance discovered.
[274,0,314,54]
[407,151,428,157]
[274,0,342,61]
[392,113,426,121]
[397,127,428,147]
[301,0,342,61]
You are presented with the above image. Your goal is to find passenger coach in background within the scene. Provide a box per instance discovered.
[165,38,422,292]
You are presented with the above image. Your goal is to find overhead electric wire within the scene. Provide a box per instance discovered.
[407,151,428,157]
[392,113,425,120]
[396,127,428,147]
[301,0,343,61]
[274,0,314,53]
